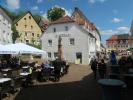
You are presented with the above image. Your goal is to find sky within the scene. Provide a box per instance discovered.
[0,0,133,46]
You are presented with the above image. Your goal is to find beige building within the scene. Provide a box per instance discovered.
[15,11,42,45]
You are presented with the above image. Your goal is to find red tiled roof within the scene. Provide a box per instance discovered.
[49,16,75,25]
[106,35,118,41]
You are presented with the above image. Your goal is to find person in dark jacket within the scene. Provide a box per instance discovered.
[90,58,98,79]
[98,59,106,79]
[53,58,62,81]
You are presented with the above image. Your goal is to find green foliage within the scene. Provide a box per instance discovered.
[33,14,41,23]
[11,24,20,43]
[27,43,41,49]
[47,7,65,21]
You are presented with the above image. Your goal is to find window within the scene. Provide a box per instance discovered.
[25,25,27,28]
[29,16,31,19]
[48,52,51,58]
[54,52,58,58]
[32,33,34,37]
[48,40,52,46]
[16,23,18,26]
[24,18,26,20]
[65,26,68,31]
[53,28,56,32]
[31,25,33,29]
[37,34,40,37]
[70,38,75,45]
[26,40,29,44]
[3,30,5,33]
[25,32,27,36]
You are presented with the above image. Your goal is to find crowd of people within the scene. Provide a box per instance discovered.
[90,50,133,79]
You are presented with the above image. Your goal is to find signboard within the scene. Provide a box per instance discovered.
[55,34,71,38]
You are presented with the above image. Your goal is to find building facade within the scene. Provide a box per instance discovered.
[106,34,131,56]
[71,7,101,52]
[0,7,12,44]
[41,8,101,65]
[15,12,42,45]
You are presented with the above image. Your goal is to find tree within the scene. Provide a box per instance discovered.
[47,7,65,21]
[11,24,20,43]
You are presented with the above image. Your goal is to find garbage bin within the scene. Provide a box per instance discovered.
[98,79,125,100]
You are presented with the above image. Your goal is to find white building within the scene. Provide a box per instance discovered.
[41,8,101,65]
[0,7,12,44]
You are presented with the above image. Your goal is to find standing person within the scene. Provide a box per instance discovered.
[98,59,107,79]
[110,50,117,65]
[53,58,61,81]
[90,58,98,79]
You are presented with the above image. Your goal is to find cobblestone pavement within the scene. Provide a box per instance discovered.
[3,64,133,100]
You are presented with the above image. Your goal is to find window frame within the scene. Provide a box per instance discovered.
[69,38,75,45]
[48,39,52,46]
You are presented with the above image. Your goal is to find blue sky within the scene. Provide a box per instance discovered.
[0,0,133,45]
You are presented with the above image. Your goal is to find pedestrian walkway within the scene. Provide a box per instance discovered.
[14,64,102,100]
[4,64,133,100]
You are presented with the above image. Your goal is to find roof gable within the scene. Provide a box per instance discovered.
[49,15,75,25]
[14,11,42,32]
[0,6,12,22]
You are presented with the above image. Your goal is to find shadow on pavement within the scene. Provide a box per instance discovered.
[14,72,133,100]
[14,73,102,100]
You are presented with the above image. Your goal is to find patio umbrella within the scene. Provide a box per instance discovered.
[4,43,46,55]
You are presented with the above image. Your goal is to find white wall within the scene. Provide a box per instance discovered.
[41,22,94,65]
[0,13,12,44]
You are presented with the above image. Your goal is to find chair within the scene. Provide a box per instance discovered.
[11,76,23,93]
[32,71,38,85]
[0,80,11,99]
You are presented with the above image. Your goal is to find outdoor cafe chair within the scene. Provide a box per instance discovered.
[11,76,23,94]
[0,80,12,99]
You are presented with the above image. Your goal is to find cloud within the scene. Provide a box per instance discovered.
[6,0,20,10]
[100,26,129,36]
[40,11,44,14]
[111,18,123,23]
[37,0,43,3]
[42,12,48,19]
[31,6,39,10]
[117,26,129,32]
[88,0,95,4]
[113,9,118,14]
[88,0,108,4]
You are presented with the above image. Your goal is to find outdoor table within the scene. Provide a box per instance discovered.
[98,79,125,100]
[20,72,29,76]
[22,66,29,72]
[128,68,133,74]
[22,66,29,69]
[1,68,12,72]
[0,78,11,83]
[123,74,133,88]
